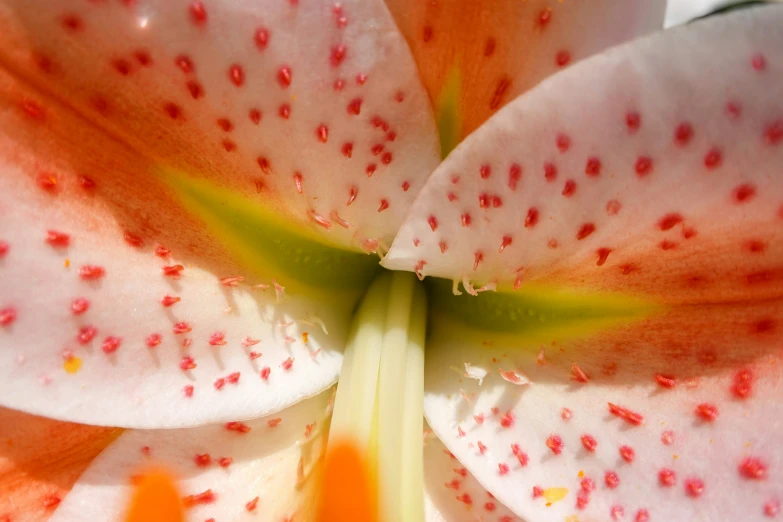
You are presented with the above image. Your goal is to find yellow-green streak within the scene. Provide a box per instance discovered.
[159,168,380,296]
[437,67,462,159]
[426,278,659,340]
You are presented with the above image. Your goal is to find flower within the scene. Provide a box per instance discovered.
[0,1,782,522]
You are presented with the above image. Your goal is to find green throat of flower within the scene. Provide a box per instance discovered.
[161,168,657,521]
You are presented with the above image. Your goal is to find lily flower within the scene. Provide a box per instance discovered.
[0,1,781,522]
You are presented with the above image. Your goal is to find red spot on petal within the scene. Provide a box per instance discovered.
[42,494,61,510]
[685,477,704,498]
[46,230,70,248]
[164,102,182,119]
[733,183,757,204]
[70,298,89,315]
[508,163,522,190]
[194,453,211,467]
[79,265,105,280]
[751,53,767,71]
[183,490,216,508]
[655,373,676,388]
[546,435,563,455]
[694,402,719,422]
[145,333,162,348]
[101,336,121,354]
[596,247,612,267]
[544,162,557,182]
[490,76,512,111]
[704,147,723,170]
[316,124,329,143]
[732,368,753,399]
[347,97,362,115]
[277,66,292,88]
[658,468,676,487]
[77,325,97,345]
[186,80,203,100]
[556,133,571,153]
[525,208,539,229]
[608,403,643,426]
[576,223,596,240]
[635,156,653,177]
[562,179,576,197]
[330,45,347,67]
[246,496,259,512]
[225,422,251,434]
[499,412,514,428]
[619,446,635,463]
[605,471,620,489]
[175,55,194,74]
[188,1,208,25]
[255,27,270,50]
[626,111,641,133]
[179,356,196,371]
[585,157,602,177]
[162,265,184,278]
[0,307,17,327]
[581,434,597,452]
[555,50,571,67]
[739,457,767,480]
[658,213,684,231]
[765,120,783,146]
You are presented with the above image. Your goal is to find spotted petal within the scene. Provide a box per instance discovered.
[50,390,331,522]
[384,6,783,306]
[0,408,119,521]
[0,0,439,428]
[423,299,783,522]
[384,0,665,150]
[424,430,522,522]
[385,5,783,522]
[0,0,438,249]
[0,62,346,428]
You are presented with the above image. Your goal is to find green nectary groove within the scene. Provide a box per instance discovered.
[425,278,657,335]
[437,67,462,160]
[161,169,380,292]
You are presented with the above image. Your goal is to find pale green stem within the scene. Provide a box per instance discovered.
[377,272,415,522]
[327,271,426,522]
[400,283,426,522]
[330,273,390,447]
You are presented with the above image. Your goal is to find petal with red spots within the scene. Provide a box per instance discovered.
[424,430,522,522]
[0,0,438,250]
[0,408,120,522]
[50,390,331,522]
[384,0,664,150]
[423,298,783,522]
[0,68,348,428]
[384,7,783,305]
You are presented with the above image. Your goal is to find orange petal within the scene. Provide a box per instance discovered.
[385,0,664,147]
[0,408,119,522]
[316,441,377,522]
[124,469,183,522]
